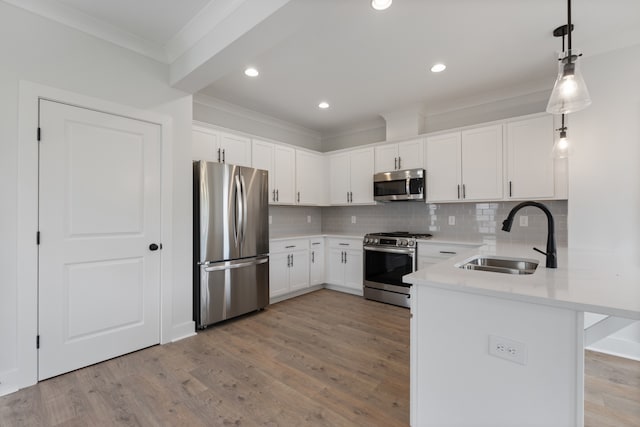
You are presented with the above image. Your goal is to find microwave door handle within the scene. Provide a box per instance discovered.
[406,178,411,197]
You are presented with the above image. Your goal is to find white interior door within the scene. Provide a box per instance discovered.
[38,100,162,380]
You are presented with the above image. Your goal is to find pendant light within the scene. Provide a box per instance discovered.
[552,114,570,158]
[546,0,591,114]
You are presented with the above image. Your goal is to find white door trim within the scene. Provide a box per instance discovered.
[17,80,174,390]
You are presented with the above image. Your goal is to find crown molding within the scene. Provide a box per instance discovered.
[193,93,321,141]
[165,0,245,63]
[321,118,386,140]
[2,0,168,62]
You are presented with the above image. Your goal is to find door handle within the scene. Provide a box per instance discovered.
[457,184,460,199]
[149,243,161,251]
[202,256,269,272]
[394,157,397,170]
[222,149,226,163]
[291,254,294,267]
[287,254,291,267]
[398,157,401,169]
[462,184,466,199]
[297,191,300,203]
[217,148,221,163]
[347,191,349,203]
[276,189,279,202]
[240,173,248,244]
[344,252,347,263]
[509,181,513,197]
[311,251,315,263]
[272,189,276,202]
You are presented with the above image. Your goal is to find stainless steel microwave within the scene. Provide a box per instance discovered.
[373,168,425,202]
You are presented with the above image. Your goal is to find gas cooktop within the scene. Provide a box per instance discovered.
[368,231,433,239]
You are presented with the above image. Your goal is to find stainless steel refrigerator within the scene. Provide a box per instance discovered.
[193,161,269,329]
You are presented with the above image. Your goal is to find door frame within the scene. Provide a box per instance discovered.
[16,81,175,389]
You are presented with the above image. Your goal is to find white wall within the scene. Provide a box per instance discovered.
[0,2,193,395]
[570,44,640,360]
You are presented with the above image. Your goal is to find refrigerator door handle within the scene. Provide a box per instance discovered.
[234,173,243,246]
[202,256,269,272]
[240,172,248,244]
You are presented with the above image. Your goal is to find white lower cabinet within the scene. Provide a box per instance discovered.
[326,238,363,293]
[269,239,309,298]
[309,238,325,286]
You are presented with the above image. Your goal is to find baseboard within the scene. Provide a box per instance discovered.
[586,336,640,361]
[171,321,196,342]
[323,284,364,296]
[270,285,323,304]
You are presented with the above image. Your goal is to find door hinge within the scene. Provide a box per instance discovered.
[37,127,41,142]
[36,231,40,245]
[36,335,40,349]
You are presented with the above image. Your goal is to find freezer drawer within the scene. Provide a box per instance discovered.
[196,256,269,329]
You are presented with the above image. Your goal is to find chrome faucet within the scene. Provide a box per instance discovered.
[501,201,557,268]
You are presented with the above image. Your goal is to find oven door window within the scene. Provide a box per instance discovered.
[365,250,413,286]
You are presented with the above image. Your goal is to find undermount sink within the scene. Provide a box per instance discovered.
[457,256,539,275]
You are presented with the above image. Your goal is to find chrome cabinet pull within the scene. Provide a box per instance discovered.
[311,251,315,263]
[222,149,226,163]
[347,192,349,203]
[272,189,276,202]
[285,245,296,248]
[509,181,513,197]
[398,157,401,169]
[394,157,397,170]
[217,148,221,163]
[457,184,460,199]
[291,254,294,267]
[297,191,300,203]
[339,243,349,246]
[276,189,279,202]
[462,184,466,199]
[439,251,457,255]
[344,252,347,263]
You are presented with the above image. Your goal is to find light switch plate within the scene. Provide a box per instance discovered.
[351,215,357,224]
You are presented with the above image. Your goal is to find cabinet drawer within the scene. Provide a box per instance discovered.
[270,238,309,254]
[417,243,477,258]
[327,238,362,249]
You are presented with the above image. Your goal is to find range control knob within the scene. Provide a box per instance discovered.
[408,241,415,246]
[399,239,408,246]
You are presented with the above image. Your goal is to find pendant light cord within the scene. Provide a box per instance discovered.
[567,0,572,51]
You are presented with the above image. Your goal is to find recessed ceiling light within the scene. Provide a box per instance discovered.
[371,0,392,11]
[430,63,447,73]
[318,101,330,109]
[244,67,259,77]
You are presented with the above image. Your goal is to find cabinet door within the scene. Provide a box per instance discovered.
[326,248,345,285]
[349,148,374,204]
[252,140,275,202]
[397,138,425,170]
[269,252,291,297]
[296,150,323,205]
[219,132,251,167]
[343,249,363,291]
[273,145,296,204]
[289,250,310,291]
[506,116,555,199]
[461,125,503,201]
[374,144,399,173]
[329,152,351,205]
[309,241,325,285]
[192,128,219,162]
[426,132,462,202]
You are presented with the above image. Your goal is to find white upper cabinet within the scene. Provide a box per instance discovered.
[426,125,503,202]
[374,138,425,173]
[461,125,503,201]
[330,148,374,205]
[192,125,251,166]
[296,150,326,205]
[252,139,295,205]
[426,132,462,202]
[505,115,555,199]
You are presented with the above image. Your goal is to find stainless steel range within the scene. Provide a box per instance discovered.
[363,231,432,308]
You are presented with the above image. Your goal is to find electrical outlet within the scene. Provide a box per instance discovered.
[519,216,528,227]
[268,215,273,225]
[488,335,527,365]
[448,216,455,226]
[307,215,311,223]
[351,215,357,224]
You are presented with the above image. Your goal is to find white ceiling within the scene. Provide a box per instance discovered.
[7,0,640,136]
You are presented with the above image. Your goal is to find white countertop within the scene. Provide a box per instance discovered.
[404,242,640,320]
[269,233,364,242]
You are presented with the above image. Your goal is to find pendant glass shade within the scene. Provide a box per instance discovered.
[551,131,570,158]
[546,50,591,114]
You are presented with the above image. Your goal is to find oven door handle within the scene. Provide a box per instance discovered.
[363,245,415,255]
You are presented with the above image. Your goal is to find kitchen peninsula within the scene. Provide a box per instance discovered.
[404,243,640,427]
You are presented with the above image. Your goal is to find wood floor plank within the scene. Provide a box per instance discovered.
[0,289,638,426]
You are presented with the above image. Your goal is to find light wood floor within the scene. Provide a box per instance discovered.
[0,289,638,426]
